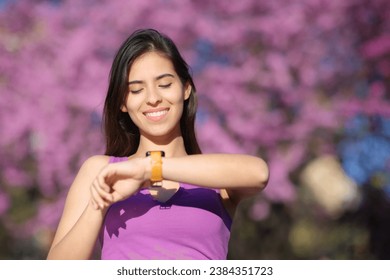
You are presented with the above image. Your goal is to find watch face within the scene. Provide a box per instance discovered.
[146,151,165,157]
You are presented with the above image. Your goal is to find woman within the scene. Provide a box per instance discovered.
[47,29,269,260]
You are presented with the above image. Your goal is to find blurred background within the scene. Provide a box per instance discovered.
[0,0,390,260]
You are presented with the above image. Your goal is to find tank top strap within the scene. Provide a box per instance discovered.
[109,156,129,163]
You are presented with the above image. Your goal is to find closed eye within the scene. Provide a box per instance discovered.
[130,88,143,94]
[159,83,172,89]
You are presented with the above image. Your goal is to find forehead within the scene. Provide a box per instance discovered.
[128,51,175,79]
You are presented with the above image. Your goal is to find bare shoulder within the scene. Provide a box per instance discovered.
[80,155,110,171]
[48,155,110,251]
[68,155,110,193]
[62,154,110,205]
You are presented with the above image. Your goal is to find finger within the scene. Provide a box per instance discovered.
[111,191,125,203]
[94,178,114,202]
[90,198,104,211]
[89,197,98,210]
[90,187,104,209]
[97,172,111,193]
[91,181,110,209]
[100,165,120,186]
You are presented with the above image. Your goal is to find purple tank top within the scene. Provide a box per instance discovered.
[99,156,232,260]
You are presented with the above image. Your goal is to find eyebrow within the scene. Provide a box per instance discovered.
[127,73,175,85]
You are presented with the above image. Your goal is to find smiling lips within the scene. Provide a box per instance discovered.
[143,108,169,122]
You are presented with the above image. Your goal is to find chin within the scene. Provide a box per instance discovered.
[142,126,181,140]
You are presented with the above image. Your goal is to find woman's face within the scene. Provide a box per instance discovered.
[121,51,191,140]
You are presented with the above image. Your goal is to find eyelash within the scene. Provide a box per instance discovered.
[130,89,142,94]
[129,83,172,94]
[159,83,172,89]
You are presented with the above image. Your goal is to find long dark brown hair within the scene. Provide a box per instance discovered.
[103,29,201,156]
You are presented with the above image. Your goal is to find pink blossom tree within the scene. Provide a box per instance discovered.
[0,0,389,259]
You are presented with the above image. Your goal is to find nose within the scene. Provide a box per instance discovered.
[146,86,162,105]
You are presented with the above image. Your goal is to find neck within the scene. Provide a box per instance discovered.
[134,134,188,158]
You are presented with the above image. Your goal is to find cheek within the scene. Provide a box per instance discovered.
[127,103,141,120]
[166,89,186,104]
[127,110,143,129]
[125,95,142,110]
[122,98,142,121]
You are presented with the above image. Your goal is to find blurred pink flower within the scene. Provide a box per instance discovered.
[0,0,389,244]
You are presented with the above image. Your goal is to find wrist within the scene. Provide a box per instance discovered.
[142,156,152,182]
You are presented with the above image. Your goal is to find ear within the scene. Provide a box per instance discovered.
[184,83,192,101]
[120,104,128,113]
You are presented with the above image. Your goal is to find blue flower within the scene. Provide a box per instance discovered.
[338,114,390,198]
[192,39,229,73]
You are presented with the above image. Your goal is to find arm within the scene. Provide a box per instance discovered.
[47,155,110,260]
[162,154,269,203]
[94,153,269,208]
[47,155,149,259]
[163,154,268,190]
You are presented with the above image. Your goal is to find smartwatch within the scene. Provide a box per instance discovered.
[146,151,165,186]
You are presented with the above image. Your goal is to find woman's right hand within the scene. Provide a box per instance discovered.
[89,157,150,210]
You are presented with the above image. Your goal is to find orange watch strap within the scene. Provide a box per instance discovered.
[147,151,164,184]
